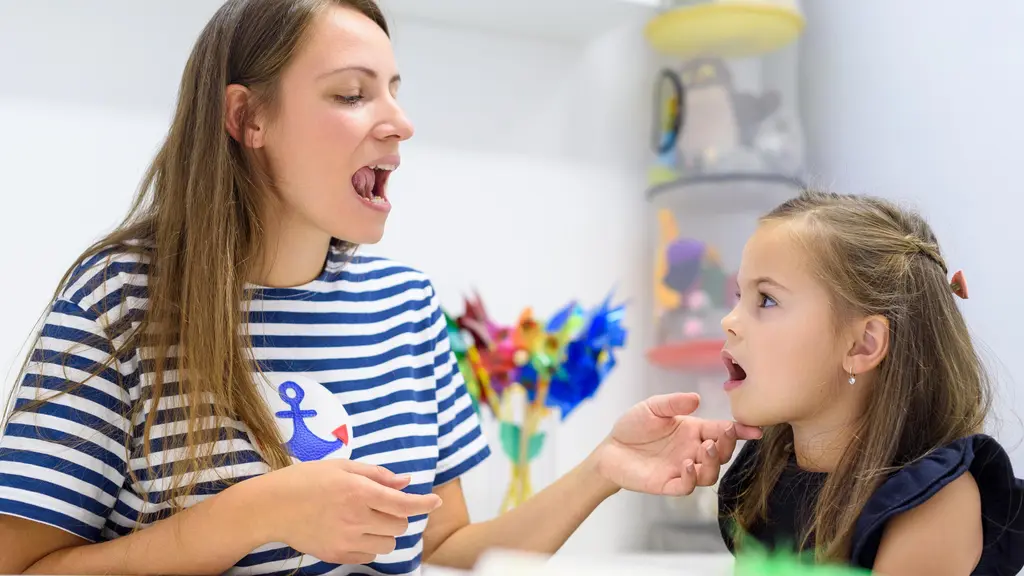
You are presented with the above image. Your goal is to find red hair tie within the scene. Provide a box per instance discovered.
[950,269,968,299]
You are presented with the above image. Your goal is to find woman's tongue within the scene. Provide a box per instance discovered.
[352,167,375,198]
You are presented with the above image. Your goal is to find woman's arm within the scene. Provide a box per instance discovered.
[422,451,617,570]
[422,395,754,570]
[2,459,440,575]
[3,475,269,575]
[872,472,983,576]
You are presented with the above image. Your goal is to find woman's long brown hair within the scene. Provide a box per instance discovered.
[731,189,991,561]
[5,0,389,516]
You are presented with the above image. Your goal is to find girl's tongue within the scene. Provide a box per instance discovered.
[352,166,375,198]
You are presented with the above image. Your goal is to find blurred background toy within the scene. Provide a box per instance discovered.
[650,208,738,364]
[733,543,870,576]
[641,0,808,554]
[444,291,628,512]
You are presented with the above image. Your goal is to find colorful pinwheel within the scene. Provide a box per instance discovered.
[443,290,628,512]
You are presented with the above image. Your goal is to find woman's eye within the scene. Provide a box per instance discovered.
[334,94,363,105]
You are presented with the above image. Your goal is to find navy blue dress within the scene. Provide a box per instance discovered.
[718,434,1024,575]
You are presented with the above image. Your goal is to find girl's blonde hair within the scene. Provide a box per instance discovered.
[732,189,990,561]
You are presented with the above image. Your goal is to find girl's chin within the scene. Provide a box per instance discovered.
[728,402,779,429]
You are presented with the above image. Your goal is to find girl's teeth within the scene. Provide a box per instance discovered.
[369,196,387,204]
[370,164,397,171]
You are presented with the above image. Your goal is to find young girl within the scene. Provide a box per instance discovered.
[0,0,756,574]
[718,190,1024,575]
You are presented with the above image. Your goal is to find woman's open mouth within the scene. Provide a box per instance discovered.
[352,162,397,210]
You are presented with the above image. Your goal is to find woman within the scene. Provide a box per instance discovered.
[0,1,760,574]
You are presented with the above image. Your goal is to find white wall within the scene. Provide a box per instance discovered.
[800,1,1024,469]
[376,17,655,553]
[0,1,654,555]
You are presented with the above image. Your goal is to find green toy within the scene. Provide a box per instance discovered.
[733,539,870,576]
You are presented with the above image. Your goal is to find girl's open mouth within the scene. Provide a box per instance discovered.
[722,351,747,391]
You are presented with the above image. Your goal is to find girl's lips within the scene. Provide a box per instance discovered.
[722,349,747,390]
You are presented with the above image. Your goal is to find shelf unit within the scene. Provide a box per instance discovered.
[647,172,805,217]
[640,1,808,553]
[643,0,806,371]
[645,2,804,58]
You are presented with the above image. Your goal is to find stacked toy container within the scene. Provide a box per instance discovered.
[641,0,808,552]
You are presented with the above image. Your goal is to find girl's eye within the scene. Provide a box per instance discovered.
[335,94,363,105]
[758,293,778,308]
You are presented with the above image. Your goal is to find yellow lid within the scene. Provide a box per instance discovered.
[644,2,805,58]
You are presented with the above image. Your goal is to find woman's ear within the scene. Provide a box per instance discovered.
[847,314,890,375]
[224,84,265,148]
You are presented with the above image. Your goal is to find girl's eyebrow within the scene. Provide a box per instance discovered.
[754,276,789,292]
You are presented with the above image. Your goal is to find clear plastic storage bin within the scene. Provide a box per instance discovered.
[640,0,808,551]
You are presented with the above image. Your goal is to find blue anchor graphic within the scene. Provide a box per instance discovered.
[275,381,348,462]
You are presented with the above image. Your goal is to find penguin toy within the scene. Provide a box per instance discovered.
[676,57,780,173]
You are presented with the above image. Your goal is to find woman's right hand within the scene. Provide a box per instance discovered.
[255,459,443,565]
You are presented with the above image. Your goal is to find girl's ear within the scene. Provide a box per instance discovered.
[847,314,890,375]
[224,84,265,148]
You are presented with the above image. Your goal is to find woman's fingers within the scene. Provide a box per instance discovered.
[352,533,398,556]
[694,439,722,486]
[662,459,698,496]
[361,476,442,518]
[366,509,410,537]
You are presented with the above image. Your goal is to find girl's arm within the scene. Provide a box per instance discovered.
[872,472,983,576]
[2,476,268,575]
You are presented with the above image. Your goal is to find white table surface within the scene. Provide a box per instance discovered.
[423,550,734,575]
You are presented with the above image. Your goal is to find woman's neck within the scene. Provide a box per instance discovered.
[255,207,333,288]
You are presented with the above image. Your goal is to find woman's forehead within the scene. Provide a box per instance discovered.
[288,5,396,80]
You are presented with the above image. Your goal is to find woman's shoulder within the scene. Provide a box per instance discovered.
[851,434,1024,574]
[58,241,152,319]
[336,251,432,281]
[327,250,440,301]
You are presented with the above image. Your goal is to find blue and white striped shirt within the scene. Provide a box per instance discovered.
[0,245,491,575]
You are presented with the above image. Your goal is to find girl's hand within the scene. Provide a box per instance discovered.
[258,459,443,565]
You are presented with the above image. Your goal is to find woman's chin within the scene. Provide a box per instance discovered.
[328,222,387,245]
[350,229,385,244]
